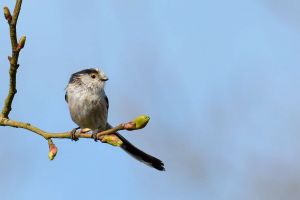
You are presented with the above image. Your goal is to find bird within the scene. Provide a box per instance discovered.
[65,68,165,171]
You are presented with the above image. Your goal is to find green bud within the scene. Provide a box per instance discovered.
[100,134,123,147]
[3,7,12,22]
[17,36,26,51]
[128,115,150,130]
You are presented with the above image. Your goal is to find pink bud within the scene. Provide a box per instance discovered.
[48,144,58,160]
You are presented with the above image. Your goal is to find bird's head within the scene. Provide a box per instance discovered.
[69,68,108,89]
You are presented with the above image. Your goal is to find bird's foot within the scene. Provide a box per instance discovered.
[70,127,80,141]
[91,130,99,142]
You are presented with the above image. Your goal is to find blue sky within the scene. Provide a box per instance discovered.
[1,0,300,200]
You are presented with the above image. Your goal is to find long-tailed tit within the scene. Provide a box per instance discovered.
[65,68,165,171]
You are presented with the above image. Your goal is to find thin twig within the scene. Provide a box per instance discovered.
[1,0,23,118]
[0,117,131,140]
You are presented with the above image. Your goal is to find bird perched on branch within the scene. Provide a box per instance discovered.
[65,68,165,171]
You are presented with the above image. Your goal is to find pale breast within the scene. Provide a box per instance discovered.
[66,86,108,130]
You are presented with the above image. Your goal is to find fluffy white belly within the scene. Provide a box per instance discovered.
[67,90,108,130]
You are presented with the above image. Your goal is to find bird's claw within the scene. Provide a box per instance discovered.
[70,127,79,141]
[91,130,99,142]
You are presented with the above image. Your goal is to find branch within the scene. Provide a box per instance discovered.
[0,115,149,155]
[1,0,25,119]
[0,0,151,161]
[0,114,149,159]
[0,117,145,140]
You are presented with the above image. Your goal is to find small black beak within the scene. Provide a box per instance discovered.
[101,76,109,81]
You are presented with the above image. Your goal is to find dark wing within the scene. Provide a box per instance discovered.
[104,95,109,110]
[65,91,68,103]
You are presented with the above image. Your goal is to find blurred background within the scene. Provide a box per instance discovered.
[1,0,300,199]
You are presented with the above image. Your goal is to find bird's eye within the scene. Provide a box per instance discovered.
[91,74,96,79]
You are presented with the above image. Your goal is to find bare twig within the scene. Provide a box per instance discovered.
[1,0,24,118]
[0,116,137,140]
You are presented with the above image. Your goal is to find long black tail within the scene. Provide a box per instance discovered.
[115,133,165,171]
